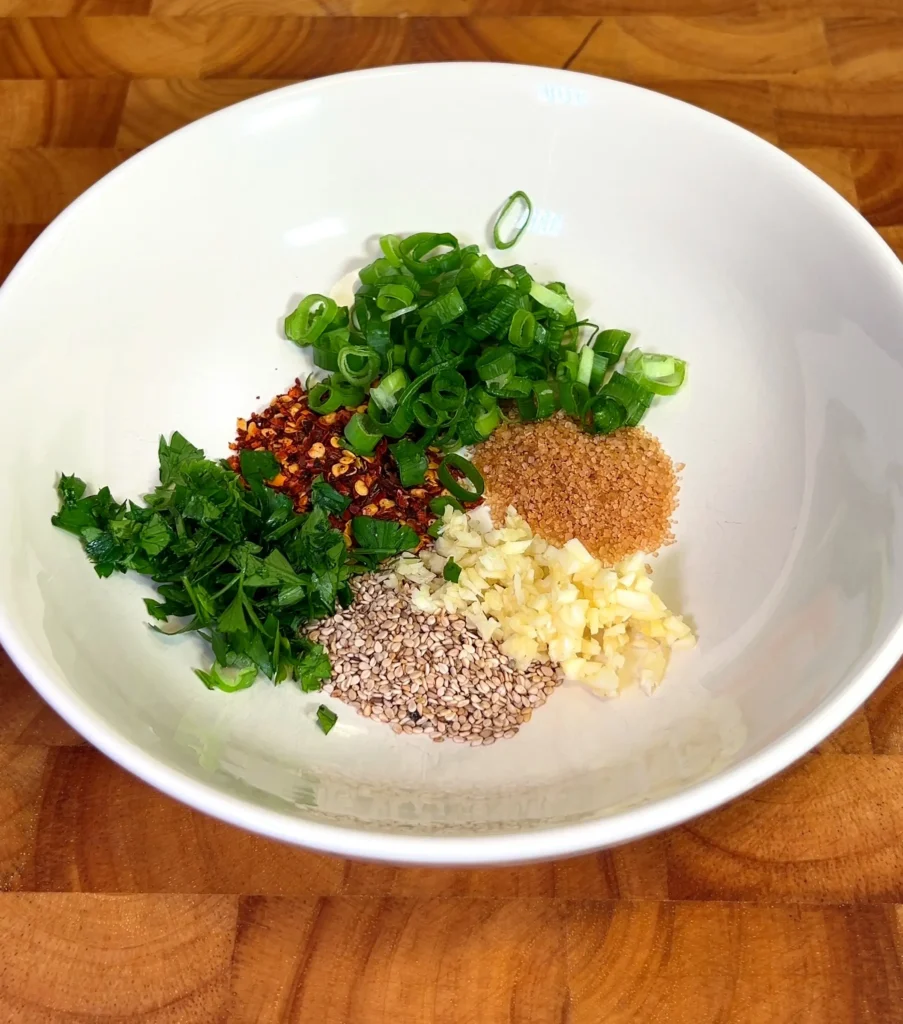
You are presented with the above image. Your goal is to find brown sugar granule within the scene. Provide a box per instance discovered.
[473,415,678,564]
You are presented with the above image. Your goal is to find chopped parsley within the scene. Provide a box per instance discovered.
[53,432,418,718]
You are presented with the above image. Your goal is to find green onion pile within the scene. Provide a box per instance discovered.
[284,193,687,487]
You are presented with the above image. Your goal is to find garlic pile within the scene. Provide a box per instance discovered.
[394,506,695,697]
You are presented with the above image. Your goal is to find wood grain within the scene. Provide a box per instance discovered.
[2,0,903,1017]
[773,86,903,148]
[0,894,237,1021]
[0,17,208,77]
[824,16,903,83]
[0,79,127,145]
[0,147,134,222]
[565,902,903,1024]
[851,148,903,227]
[117,76,289,145]
[151,0,759,15]
[0,650,83,746]
[570,14,833,82]
[200,16,596,77]
[629,78,778,138]
[233,897,569,1023]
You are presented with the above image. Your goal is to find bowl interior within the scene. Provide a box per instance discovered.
[3,64,903,862]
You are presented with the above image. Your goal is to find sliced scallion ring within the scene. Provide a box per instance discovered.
[624,349,688,396]
[493,191,533,251]
[438,454,485,503]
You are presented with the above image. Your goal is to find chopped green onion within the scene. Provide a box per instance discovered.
[467,291,521,341]
[400,232,461,279]
[283,209,685,453]
[429,495,464,516]
[343,412,383,455]
[428,519,444,539]
[473,401,502,438]
[556,351,579,383]
[376,283,415,313]
[370,368,408,413]
[506,264,534,295]
[589,351,609,392]
[381,303,418,323]
[379,234,403,267]
[389,438,428,487]
[493,191,533,250]
[600,372,654,427]
[508,308,536,349]
[285,294,338,345]
[337,346,380,387]
[412,395,443,428]
[624,349,688,396]
[485,375,532,399]
[431,369,468,410]
[308,382,342,414]
[438,454,485,503]
[357,259,386,286]
[594,329,631,366]
[330,377,365,408]
[420,287,467,326]
[560,380,591,418]
[577,346,594,386]
[443,558,462,583]
[586,395,626,435]
[313,345,339,372]
[529,280,574,318]
[317,704,338,735]
[517,380,559,422]
[476,347,516,385]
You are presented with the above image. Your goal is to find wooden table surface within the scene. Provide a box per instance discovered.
[3,1,903,1020]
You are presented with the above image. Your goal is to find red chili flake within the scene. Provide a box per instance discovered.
[229,380,473,544]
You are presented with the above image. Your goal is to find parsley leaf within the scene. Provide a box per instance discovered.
[239,449,281,495]
[53,432,422,726]
[158,432,204,487]
[310,475,351,515]
[218,586,249,634]
[351,516,419,568]
[296,643,332,692]
[58,474,87,504]
[316,704,338,735]
[140,514,172,557]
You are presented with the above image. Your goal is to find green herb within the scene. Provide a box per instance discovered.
[52,435,405,701]
[624,349,688,396]
[286,203,686,456]
[389,438,428,488]
[443,558,462,583]
[493,190,533,250]
[317,704,338,734]
[429,495,464,516]
[438,453,485,504]
[310,475,352,515]
[351,516,419,569]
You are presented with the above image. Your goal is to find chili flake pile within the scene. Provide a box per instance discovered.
[229,380,452,543]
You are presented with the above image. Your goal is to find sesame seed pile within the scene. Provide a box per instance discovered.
[307,576,561,745]
[473,416,679,565]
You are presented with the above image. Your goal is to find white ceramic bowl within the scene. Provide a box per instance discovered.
[2,64,903,865]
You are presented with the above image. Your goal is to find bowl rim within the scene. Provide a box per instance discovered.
[3,62,903,865]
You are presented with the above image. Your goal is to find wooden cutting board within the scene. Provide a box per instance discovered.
[2,3,903,1020]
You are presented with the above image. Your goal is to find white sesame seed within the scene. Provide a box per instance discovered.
[305,575,562,743]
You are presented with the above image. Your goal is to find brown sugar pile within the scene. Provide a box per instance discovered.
[474,416,679,564]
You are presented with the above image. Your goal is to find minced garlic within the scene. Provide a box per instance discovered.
[393,506,695,697]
